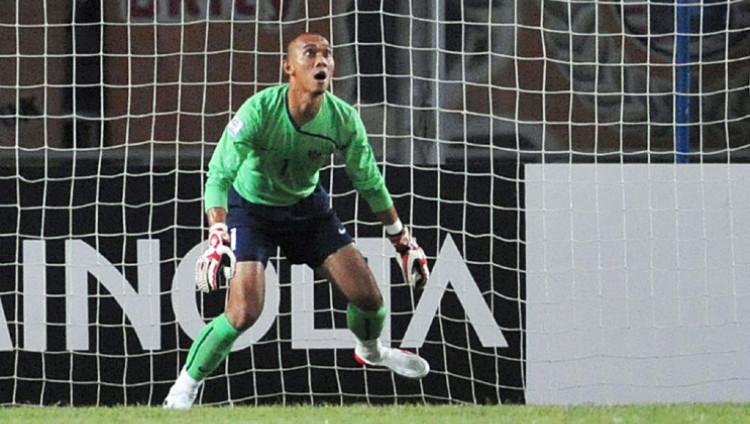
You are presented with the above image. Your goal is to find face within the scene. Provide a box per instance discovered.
[284,34,335,94]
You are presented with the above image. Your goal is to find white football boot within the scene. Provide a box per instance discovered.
[354,339,430,379]
[163,369,201,410]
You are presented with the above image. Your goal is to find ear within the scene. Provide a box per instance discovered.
[283,57,293,77]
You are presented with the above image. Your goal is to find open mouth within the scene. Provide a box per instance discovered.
[314,70,327,81]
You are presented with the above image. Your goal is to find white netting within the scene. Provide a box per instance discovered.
[1,0,749,406]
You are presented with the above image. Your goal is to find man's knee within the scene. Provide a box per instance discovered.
[225,261,266,331]
[225,303,263,331]
[351,292,383,313]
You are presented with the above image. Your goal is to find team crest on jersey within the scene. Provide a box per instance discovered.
[228,117,244,137]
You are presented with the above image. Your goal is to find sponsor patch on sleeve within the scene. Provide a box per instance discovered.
[228,117,244,137]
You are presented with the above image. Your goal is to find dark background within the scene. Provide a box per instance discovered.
[0,156,524,405]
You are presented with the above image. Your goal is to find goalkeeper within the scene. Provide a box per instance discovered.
[164,32,430,409]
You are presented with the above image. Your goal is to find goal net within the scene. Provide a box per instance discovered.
[1,0,749,406]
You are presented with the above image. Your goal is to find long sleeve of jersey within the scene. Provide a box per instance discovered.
[342,111,393,213]
[204,99,261,212]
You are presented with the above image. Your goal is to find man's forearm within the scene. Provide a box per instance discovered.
[374,207,398,226]
[375,207,404,235]
[206,207,227,226]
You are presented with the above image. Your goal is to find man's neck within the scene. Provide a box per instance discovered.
[287,85,324,127]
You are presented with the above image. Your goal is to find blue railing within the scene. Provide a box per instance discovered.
[675,0,698,163]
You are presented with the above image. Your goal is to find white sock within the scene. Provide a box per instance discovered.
[357,339,384,361]
[173,368,199,391]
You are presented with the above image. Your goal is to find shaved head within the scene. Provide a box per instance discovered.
[286,32,330,58]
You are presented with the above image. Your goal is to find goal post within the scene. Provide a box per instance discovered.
[2,0,750,407]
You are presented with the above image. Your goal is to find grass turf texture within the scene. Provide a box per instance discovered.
[1,404,750,423]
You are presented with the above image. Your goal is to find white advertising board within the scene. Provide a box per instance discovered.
[526,164,750,404]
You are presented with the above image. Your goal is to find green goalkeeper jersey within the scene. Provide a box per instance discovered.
[204,84,393,213]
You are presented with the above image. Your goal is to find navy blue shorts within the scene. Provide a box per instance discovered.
[226,185,353,268]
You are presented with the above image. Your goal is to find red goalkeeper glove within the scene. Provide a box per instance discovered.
[389,227,429,290]
[195,223,236,293]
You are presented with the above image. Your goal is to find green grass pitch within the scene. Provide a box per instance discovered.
[2,404,750,423]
